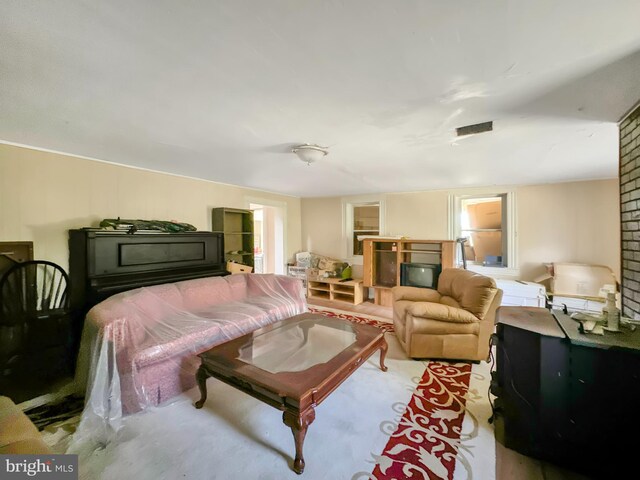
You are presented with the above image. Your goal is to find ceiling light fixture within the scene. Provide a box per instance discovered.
[292,144,328,165]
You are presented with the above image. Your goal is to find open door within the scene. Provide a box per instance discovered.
[249,203,285,274]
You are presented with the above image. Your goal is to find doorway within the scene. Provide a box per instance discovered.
[249,202,285,274]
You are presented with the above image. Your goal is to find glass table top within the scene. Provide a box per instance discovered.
[237,318,357,374]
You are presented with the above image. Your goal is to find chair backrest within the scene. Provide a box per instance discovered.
[437,268,498,319]
[0,260,69,326]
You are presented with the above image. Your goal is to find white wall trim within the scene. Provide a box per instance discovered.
[448,190,518,272]
[341,195,386,265]
[245,196,288,274]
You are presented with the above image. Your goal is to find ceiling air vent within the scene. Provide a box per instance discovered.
[455,121,493,137]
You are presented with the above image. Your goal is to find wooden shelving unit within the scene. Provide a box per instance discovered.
[212,207,255,269]
[363,238,456,306]
[307,277,364,305]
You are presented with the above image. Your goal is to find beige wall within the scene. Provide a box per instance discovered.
[385,190,450,239]
[517,180,619,282]
[1,142,619,284]
[300,196,343,258]
[0,143,302,272]
[301,179,620,282]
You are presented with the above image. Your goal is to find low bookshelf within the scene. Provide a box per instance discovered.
[307,277,364,305]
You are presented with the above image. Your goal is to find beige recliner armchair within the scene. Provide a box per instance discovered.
[392,268,503,361]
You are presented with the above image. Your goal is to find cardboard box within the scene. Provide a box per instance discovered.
[463,244,476,261]
[287,265,307,277]
[287,265,308,292]
[470,231,502,264]
[466,200,501,229]
[226,261,252,274]
[536,263,617,297]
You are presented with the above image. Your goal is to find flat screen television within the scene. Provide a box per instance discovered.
[400,263,441,289]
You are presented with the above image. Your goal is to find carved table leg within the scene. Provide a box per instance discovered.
[379,338,389,372]
[283,408,316,474]
[194,365,209,409]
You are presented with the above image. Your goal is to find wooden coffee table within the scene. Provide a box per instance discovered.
[194,312,388,474]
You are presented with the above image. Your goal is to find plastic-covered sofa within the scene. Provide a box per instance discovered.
[75,273,306,433]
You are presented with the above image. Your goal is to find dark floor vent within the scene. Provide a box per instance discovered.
[456,121,493,137]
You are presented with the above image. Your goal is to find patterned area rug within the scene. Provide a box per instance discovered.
[311,306,494,480]
[308,306,395,333]
[369,362,475,480]
[65,306,494,480]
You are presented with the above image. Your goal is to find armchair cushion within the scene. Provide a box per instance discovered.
[391,268,502,361]
[393,300,413,325]
[438,269,497,320]
[408,302,479,324]
[0,396,51,454]
[392,286,442,303]
[411,316,480,336]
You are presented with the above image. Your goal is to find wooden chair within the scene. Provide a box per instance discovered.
[0,261,73,397]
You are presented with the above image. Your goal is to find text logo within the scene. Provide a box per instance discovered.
[0,455,78,480]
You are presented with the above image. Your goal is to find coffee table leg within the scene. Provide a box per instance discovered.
[379,338,389,372]
[283,408,316,474]
[194,365,209,409]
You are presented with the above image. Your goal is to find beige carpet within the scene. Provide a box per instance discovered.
[59,308,494,480]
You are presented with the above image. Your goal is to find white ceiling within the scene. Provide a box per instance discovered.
[2,1,640,197]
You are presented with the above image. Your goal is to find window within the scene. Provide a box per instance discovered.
[449,192,516,272]
[352,205,380,256]
[343,198,384,262]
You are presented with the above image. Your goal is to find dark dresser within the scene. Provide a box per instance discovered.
[493,306,640,477]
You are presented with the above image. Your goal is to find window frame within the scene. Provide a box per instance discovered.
[448,191,518,277]
[343,197,385,265]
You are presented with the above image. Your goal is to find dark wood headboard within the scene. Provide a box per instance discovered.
[69,229,226,315]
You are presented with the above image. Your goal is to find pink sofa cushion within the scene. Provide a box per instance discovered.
[80,273,307,426]
[176,276,235,310]
[133,302,271,368]
[225,274,249,300]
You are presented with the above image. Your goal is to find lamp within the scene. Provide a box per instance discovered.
[292,144,328,165]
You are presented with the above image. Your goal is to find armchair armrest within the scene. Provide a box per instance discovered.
[408,302,479,324]
[392,286,441,303]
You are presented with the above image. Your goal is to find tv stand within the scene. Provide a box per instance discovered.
[362,239,455,306]
[493,307,640,477]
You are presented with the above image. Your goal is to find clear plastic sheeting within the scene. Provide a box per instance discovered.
[73,273,306,443]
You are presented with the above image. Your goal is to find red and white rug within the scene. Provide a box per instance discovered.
[66,307,494,480]
[366,361,493,480]
[308,306,395,333]
[311,306,495,480]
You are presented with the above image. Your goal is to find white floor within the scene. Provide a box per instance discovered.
[58,331,494,480]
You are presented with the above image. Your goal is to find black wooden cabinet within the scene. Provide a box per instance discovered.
[68,229,226,316]
[493,307,640,477]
